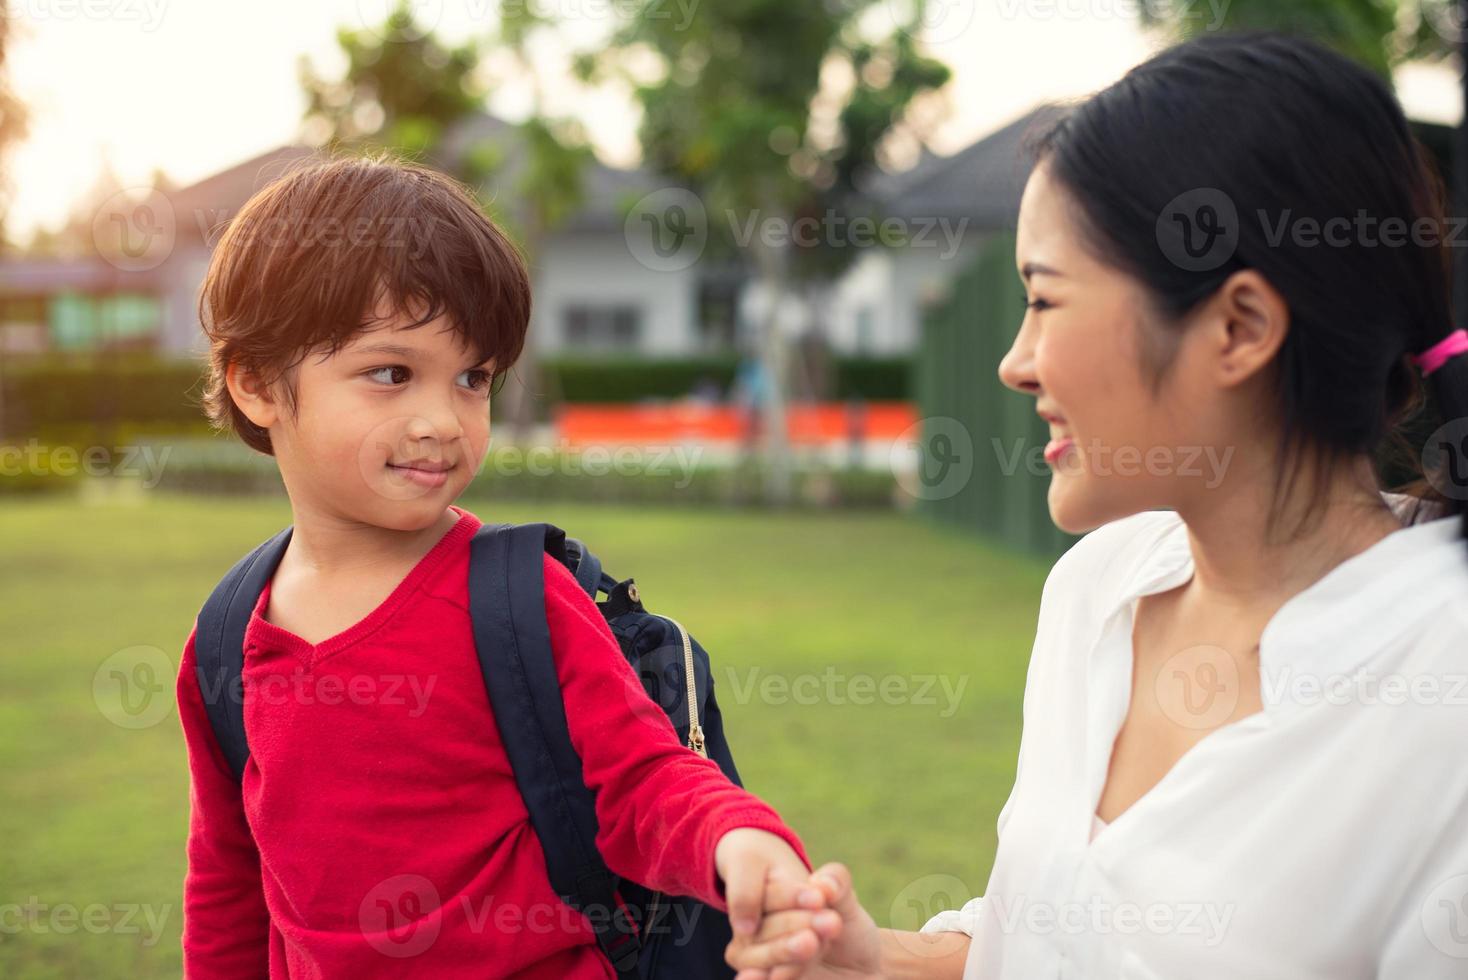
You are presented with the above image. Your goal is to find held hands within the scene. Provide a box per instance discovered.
[714,829,838,943]
[719,853,882,980]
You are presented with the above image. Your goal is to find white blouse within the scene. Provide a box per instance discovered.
[922,494,1468,979]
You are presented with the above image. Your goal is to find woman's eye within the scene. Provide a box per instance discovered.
[458,369,492,393]
[1026,297,1052,312]
[366,365,411,385]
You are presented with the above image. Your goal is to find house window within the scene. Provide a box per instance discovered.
[697,278,739,351]
[563,304,642,350]
[855,305,875,354]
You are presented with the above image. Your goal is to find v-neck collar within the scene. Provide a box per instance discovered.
[1102,493,1467,701]
[245,504,479,666]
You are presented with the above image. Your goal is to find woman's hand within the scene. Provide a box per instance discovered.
[727,862,882,980]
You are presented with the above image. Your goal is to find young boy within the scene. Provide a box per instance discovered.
[175,155,833,977]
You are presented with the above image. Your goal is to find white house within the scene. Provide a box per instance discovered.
[1,107,1058,363]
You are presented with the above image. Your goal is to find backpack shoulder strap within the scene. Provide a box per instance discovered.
[562,536,616,599]
[469,522,641,979]
[194,526,293,782]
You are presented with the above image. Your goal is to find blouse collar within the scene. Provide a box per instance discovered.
[1107,496,1468,701]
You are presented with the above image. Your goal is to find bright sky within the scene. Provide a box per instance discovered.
[7,0,1463,245]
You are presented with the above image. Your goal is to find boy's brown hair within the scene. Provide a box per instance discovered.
[198,153,532,455]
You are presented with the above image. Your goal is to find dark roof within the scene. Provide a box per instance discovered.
[166,119,670,242]
[871,103,1071,230]
[0,256,163,293]
[432,113,668,234]
[170,106,1067,248]
[170,145,324,244]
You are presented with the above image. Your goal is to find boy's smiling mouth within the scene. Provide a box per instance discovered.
[386,458,456,488]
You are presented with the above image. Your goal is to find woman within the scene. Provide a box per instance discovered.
[729,30,1468,980]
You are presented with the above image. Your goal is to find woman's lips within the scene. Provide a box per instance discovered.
[1044,437,1075,465]
[386,463,452,488]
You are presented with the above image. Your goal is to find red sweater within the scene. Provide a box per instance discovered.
[176,503,808,978]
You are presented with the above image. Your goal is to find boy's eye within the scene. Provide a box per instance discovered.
[366,365,411,386]
[458,369,493,393]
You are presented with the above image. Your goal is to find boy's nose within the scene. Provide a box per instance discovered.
[402,405,465,448]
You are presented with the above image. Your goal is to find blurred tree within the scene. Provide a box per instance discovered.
[298,1,595,440]
[589,0,950,503]
[1141,0,1468,327]
[1141,0,1399,75]
[24,157,151,259]
[0,0,28,437]
[468,2,596,440]
[298,4,482,158]
[0,0,26,252]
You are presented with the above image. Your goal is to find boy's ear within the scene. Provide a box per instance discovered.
[225,360,282,430]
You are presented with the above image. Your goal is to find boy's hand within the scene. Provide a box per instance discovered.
[728,863,881,980]
[714,828,829,940]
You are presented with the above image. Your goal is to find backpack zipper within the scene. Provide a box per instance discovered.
[663,616,706,758]
[642,615,705,946]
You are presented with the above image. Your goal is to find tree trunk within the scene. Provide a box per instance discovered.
[501,226,545,447]
[748,200,794,506]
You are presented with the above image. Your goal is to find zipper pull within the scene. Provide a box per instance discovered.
[688,723,707,758]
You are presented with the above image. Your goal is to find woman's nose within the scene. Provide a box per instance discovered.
[998,323,1040,396]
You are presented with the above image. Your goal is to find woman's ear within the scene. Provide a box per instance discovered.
[1207,268,1290,388]
[225,360,281,430]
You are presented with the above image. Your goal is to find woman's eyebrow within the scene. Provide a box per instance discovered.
[1020,261,1063,282]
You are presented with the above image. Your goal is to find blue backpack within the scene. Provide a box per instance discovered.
[193,520,740,979]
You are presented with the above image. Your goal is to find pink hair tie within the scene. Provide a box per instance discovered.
[1412,328,1468,376]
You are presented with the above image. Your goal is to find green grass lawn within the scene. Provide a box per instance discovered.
[0,491,1051,978]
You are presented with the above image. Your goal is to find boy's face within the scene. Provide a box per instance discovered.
[229,296,495,532]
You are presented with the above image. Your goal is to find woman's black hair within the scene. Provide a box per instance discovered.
[1027,30,1468,546]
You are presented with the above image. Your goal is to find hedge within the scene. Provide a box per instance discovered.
[0,354,913,437]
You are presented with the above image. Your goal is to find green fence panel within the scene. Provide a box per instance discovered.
[914,231,1081,560]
